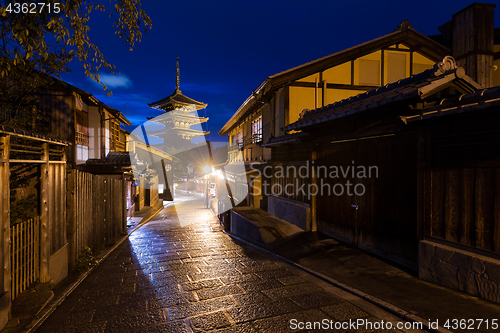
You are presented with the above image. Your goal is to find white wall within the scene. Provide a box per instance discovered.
[76,145,89,164]
[88,106,101,159]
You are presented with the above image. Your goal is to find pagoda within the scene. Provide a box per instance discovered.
[148,57,209,152]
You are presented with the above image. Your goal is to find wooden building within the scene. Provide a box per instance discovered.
[0,125,69,329]
[35,80,131,166]
[0,76,136,326]
[263,3,500,302]
[219,18,450,209]
[266,56,480,265]
[266,54,500,303]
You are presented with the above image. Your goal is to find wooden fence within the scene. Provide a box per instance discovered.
[10,216,40,300]
[425,168,500,252]
[67,170,126,267]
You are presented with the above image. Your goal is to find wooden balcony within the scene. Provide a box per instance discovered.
[113,140,126,152]
[228,142,243,153]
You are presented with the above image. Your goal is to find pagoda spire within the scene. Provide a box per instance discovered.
[175,56,180,93]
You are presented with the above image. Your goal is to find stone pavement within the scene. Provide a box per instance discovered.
[35,194,423,333]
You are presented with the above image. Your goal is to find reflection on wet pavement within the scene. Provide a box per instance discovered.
[36,195,412,333]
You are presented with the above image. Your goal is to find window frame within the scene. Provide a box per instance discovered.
[251,116,262,144]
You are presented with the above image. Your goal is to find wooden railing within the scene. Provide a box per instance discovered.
[244,133,262,146]
[228,142,243,153]
[113,140,126,152]
[10,216,40,300]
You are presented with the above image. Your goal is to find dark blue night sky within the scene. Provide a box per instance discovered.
[60,0,500,144]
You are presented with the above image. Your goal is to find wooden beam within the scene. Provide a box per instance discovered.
[8,160,67,164]
[459,169,475,246]
[494,169,500,252]
[310,150,317,232]
[475,168,494,251]
[0,136,10,296]
[444,169,459,242]
[0,130,68,146]
[290,81,378,91]
[431,169,445,238]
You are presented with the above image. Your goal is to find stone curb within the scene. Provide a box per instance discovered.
[25,202,169,333]
[224,232,454,333]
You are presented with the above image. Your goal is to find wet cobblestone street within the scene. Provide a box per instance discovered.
[36,195,422,333]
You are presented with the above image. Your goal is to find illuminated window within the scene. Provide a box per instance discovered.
[233,130,243,146]
[251,117,262,143]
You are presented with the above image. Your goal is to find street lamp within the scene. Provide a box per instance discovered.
[205,173,210,208]
[203,166,212,174]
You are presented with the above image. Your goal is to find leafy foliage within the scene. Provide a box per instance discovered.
[0,0,152,104]
[72,246,98,273]
[10,194,38,224]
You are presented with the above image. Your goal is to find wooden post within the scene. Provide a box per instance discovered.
[61,147,67,246]
[67,169,76,269]
[40,143,50,283]
[0,135,11,297]
[122,177,127,233]
[416,129,431,241]
[314,77,318,109]
[311,150,317,232]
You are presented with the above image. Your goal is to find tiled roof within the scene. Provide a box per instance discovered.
[0,124,70,145]
[105,151,132,165]
[285,57,481,132]
[85,151,132,166]
[402,85,500,123]
[262,132,309,147]
[149,89,207,110]
[55,79,131,126]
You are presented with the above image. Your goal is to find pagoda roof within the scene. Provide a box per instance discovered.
[150,57,208,112]
[149,110,208,124]
[151,127,209,137]
[152,128,210,143]
[148,89,207,112]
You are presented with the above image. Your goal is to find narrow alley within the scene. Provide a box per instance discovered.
[34,194,420,333]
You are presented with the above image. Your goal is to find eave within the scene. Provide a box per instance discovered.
[281,57,481,134]
[149,89,207,111]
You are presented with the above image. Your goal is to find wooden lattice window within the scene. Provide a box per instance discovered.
[251,117,262,143]
[76,109,89,146]
[111,121,125,151]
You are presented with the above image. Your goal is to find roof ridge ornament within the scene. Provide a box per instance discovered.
[433,56,457,76]
[176,55,181,93]
[396,19,412,31]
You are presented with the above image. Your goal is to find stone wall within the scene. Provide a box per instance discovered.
[267,195,310,231]
[231,207,304,249]
[49,243,69,287]
[419,240,500,303]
